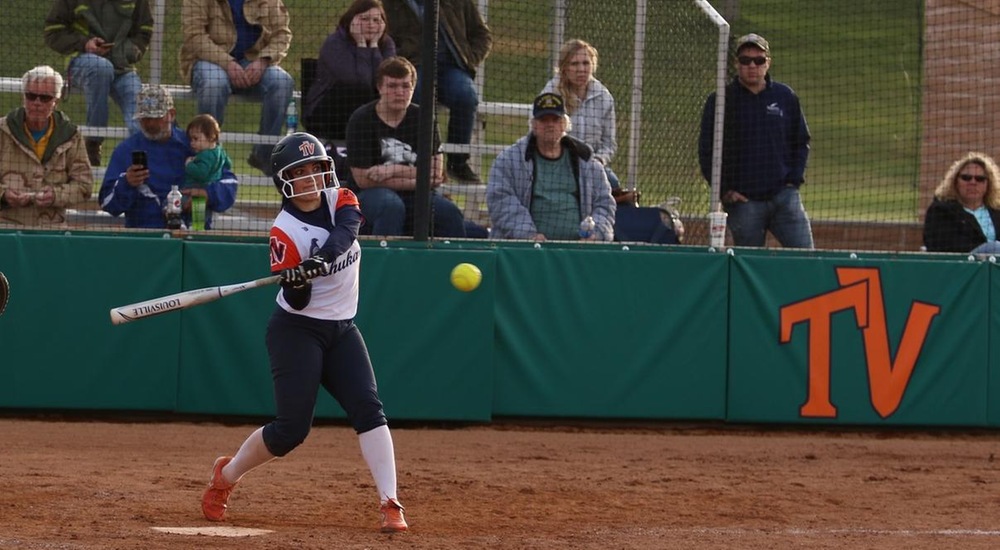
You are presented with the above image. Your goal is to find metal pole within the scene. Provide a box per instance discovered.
[625,0,646,192]
[695,0,730,213]
[413,0,440,241]
[149,0,166,84]
[467,0,490,175]
[551,0,566,70]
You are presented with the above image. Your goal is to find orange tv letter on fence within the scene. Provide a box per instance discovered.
[779,267,940,419]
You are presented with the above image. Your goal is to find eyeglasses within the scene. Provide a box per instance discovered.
[738,56,768,66]
[958,174,988,183]
[24,92,56,103]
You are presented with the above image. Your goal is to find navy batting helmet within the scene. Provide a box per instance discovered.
[270,132,338,199]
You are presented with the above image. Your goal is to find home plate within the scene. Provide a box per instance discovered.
[151,526,273,537]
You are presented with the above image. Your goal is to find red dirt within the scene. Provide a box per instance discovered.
[2,417,1000,549]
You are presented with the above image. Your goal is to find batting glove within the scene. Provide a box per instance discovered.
[299,255,332,279]
[280,266,307,286]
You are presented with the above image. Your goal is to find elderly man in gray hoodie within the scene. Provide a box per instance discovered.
[487,92,615,242]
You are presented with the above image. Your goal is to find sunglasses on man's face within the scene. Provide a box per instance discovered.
[24,92,56,103]
[958,174,988,183]
[738,56,768,66]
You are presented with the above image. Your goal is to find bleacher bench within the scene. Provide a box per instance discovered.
[4,75,527,229]
[0,77,531,162]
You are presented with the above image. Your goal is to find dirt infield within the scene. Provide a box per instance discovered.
[2,417,1000,549]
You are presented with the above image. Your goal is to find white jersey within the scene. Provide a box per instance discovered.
[268,187,362,320]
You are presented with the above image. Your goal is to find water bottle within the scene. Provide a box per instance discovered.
[285,99,298,135]
[579,215,595,239]
[165,185,183,230]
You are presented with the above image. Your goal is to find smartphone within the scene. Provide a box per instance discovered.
[132,150,148,169]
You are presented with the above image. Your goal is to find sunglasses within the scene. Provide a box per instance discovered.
[24,92,56,103]
[958,174,988,183]
[738,56,768,66]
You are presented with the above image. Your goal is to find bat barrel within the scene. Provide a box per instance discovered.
[109,275,281,325]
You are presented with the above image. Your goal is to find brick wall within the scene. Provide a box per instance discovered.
[919,0,1000,216]
[682,218,924,251]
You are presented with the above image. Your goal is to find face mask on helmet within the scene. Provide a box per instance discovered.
[270,133,339,199]
[276,160,339,199]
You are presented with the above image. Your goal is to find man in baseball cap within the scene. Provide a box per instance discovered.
[486,92,615,241]
[98,83,237,229]
[697,31,814,249]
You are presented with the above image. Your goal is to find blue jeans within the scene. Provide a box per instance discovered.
[724,186,814,248]
[415,64,478,166]
[971,241,1000,255]
[68,54,141,139]
[356,187,466,237]
[190,60,294,161]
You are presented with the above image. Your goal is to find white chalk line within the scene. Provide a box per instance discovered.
[683,527,1000,537]
[151,526,273,537]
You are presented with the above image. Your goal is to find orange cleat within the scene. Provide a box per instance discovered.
[379,498,408,533]
[201,456,237,521]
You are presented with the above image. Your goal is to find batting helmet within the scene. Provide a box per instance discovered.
[270,132,338,199]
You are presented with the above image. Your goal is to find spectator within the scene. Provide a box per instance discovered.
[303,0,396,143]
[44,0,153,167]
[698,33,813,248]
[541,39,678,244]
[383,0,493,184]
[0,66,92,226]
[486,92,615,242]
[179,0,294,176]
[923,152,1000,254]
[345,56,466,237]
[98,85,238,229]
[185,114,232,230]
[541,39,622,193]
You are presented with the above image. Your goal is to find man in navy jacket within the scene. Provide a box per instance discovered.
[698,33,813,248]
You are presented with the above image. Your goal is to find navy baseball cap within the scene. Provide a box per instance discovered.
[532,92,565,119]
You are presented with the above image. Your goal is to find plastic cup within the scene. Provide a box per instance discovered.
[191,196,207,231]
[708,211,728,248]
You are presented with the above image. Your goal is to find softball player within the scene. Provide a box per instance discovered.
[201,132,407,533]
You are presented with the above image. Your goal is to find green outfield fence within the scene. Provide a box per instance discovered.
[3,233,1000,427]
[5,1,994,251]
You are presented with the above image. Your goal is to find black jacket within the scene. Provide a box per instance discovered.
[923,198,1000,253]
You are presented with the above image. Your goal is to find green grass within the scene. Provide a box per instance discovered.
[736,1,923,221]
[0,0,924,222]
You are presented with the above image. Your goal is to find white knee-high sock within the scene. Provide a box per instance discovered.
[222,427,275,484]
[358,424,398,503]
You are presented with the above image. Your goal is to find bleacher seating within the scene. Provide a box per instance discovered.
[0,76,529,165]
[2,75,522,231]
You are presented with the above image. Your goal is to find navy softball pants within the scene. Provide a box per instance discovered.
[262,308,387,457]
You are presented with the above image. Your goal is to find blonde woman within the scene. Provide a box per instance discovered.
[924,151,1000,253]
[541,39,632,203]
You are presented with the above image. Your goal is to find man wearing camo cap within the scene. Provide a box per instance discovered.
[698,33,814,249]
[98,84,238,229]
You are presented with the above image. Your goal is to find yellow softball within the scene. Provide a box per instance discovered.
[450,263,482,292]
